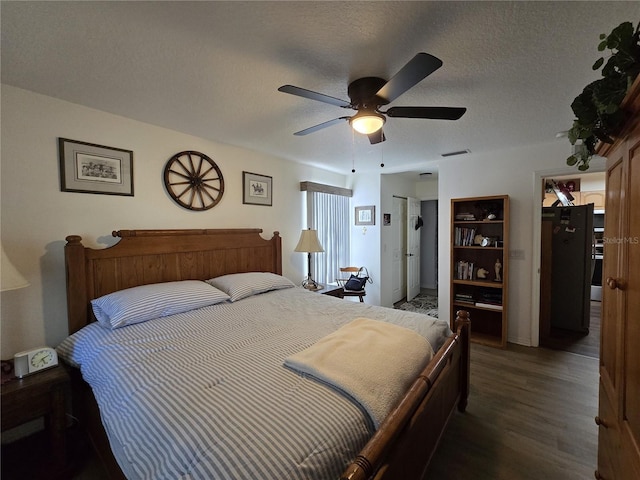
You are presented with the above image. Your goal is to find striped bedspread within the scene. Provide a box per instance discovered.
[57,287,451,480]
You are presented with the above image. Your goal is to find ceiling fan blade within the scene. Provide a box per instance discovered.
[293,117,350,136]
[375,53,443,103]
[278,85,351,108]
[385,106,466,120]
[368,130,386,144]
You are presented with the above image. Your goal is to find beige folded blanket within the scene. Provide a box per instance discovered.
[284,317,434,428]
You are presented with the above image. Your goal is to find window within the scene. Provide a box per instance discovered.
[301,182,352,285]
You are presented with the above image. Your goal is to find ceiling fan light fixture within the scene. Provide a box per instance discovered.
[350,110,385,135]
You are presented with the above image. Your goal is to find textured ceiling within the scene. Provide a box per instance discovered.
[2,1,639,174]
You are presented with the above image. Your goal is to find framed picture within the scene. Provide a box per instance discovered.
[243,171,272,206]
[355,205,375,225]
[383,213,391,226]
[58,138,134,196]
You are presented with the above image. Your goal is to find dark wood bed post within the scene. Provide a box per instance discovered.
[272,231,282,275]
[341,310,471,480]
[65,235,88,336]
[455,310,471,412]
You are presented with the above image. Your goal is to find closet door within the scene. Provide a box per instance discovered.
[598,121,640,480]
[598,147,625,478]
[601,152,624,408]
[619,134,640,478]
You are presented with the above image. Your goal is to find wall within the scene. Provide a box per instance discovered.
[579,172,606,191]
[437,142,606,346]
[415,177,438,199]
[348,173,381,305]
[0,86,347,358]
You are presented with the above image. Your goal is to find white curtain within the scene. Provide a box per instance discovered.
[310,191,350,284]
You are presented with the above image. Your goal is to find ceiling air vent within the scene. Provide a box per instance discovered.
[441,149,470,157]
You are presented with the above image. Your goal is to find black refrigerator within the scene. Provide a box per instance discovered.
[542,205,594,333]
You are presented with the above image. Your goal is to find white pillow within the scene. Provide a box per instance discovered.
[92,280,230,330]
[206,272,295,302]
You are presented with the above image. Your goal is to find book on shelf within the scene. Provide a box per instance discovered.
[455,212,476,221]
[455,299,476,305]
[455,260,475,280]
[455,292,473,298]
[454,227,477,246]
[475,302,503,311]
[454,293,475,305]
[478,291,502,304]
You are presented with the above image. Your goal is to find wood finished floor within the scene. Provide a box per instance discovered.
[425,343,599,480]
[542,301,601,359]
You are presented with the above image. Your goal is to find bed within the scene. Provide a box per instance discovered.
[61,228,470,480]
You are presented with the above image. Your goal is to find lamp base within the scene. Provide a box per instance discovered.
[302,277,321,290]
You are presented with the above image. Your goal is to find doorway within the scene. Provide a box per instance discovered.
[420,200,438,292]
[392,198,438,306]
[538,172,604,358]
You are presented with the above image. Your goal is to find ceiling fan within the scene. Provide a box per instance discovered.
[278,53,466,144]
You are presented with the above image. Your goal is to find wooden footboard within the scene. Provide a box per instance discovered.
[341,311,470,480]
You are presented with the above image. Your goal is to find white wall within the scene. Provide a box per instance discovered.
[0,85,347,357]
[415,177,438,199]
[579,172,605,191]
[348,173,381,305]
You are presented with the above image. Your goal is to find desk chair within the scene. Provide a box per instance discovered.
[337,266,369,302]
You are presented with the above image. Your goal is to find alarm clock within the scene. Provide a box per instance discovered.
[14,347,58,378]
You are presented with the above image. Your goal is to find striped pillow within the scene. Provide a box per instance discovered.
[92,280,230,330]
[206,272,295,302]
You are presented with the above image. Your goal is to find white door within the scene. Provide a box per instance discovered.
[407,197,421,301]
[392,197,407,303]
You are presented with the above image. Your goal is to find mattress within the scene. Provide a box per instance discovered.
[57,287,451,480]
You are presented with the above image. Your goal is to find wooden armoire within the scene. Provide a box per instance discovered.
[594,75,640,479]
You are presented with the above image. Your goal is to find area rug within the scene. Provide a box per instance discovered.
[395,293,439,318]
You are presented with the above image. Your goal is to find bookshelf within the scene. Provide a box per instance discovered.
[451,195,509,348]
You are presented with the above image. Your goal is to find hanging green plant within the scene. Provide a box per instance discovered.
[566,21,640,170]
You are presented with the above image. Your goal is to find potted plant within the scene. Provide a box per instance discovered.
[566,21,640,170]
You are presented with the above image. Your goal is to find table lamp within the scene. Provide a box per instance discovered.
[294,228,324,290]
[1,244,30,383]
[1,245,30,292]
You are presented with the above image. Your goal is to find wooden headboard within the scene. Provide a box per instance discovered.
[65,229,282,334]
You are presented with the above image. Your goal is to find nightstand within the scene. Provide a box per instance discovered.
[1,363,70,476]
[317,284,344,298]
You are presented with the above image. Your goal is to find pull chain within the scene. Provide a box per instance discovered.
[351,127,356,173]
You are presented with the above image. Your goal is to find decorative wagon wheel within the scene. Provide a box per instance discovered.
[163,151,224,211]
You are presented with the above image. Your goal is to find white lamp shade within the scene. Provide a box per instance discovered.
[294,229,324,253]
[350,111,385,134]
[1,245,30,292]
